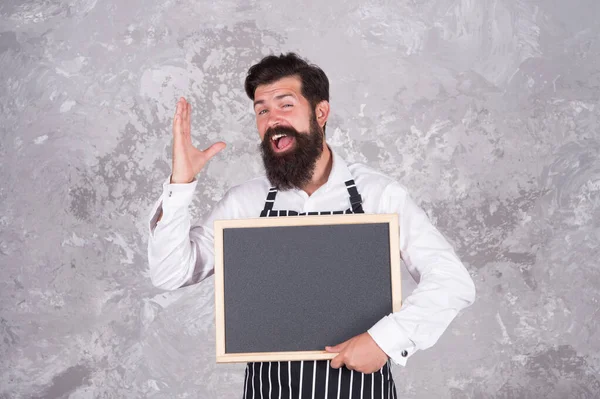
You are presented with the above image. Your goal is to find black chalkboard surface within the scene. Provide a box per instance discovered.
[214,214,401,363]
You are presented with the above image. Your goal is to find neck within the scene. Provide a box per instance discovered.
[302,144,332,196]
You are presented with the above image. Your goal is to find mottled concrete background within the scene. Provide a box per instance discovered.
[1,0,599,398]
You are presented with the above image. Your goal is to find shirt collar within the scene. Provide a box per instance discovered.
[321,145,354,192]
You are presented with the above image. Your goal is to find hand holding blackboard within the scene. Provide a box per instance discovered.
[214,213,402,363]
[326,332,389,374]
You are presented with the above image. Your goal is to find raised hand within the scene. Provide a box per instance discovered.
[170,97,226,184]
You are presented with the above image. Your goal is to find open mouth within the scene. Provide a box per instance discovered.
[271,133,296,153]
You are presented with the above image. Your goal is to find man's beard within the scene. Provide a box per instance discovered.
[259,113,324,191]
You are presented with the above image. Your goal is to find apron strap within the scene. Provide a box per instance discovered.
[259,188,278,217]
[345,179,364,213]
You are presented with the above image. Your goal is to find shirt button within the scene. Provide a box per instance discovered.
[168,191,172,197]
[401,350,408,357]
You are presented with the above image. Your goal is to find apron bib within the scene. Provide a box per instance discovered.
[242,179,398,399]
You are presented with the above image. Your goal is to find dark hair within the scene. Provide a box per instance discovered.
[244,53,330,111]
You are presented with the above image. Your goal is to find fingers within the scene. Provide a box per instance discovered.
[173,98,226,164]
[327,340,350,369]
[173,98,183,136]
[173,98,191,148]
[330,353,345,369]
[182,100,189,136]
[185,102,191,136]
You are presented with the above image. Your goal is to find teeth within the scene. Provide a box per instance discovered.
[271,133,287,141]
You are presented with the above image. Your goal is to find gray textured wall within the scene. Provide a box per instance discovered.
[1,0,599,398]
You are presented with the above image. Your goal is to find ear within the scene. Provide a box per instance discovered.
[315,100,330,128]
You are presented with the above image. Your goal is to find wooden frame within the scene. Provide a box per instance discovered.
[213,213,401,363]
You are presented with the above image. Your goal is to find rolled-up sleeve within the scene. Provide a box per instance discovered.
[368,181,476,366]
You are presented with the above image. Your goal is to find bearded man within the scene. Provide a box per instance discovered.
[147,53,476,399]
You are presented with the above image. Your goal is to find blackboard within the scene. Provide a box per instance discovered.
[213,214,401,363]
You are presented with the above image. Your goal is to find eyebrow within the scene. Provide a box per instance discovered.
[253,93,295,109]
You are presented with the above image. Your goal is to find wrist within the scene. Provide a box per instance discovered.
[169,175,194,184]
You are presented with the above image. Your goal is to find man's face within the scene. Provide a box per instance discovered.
[253,76,314,145]
[253,76,325,190]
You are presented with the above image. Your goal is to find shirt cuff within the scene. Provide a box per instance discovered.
[162,176,198,208]
[368,315,416,367]
[148,176,198,233]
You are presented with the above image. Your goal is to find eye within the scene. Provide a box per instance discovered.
[283,104,293,108]
[258,109,268,115]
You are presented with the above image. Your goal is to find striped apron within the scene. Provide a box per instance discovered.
[243,179,398,399]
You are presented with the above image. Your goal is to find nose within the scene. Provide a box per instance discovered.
[267,110,285,129]
[267,117,281,129]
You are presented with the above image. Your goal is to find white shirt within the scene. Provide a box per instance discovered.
[147,147,476,367]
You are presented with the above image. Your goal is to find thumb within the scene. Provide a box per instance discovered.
[325,341,348,353]
[203,141,226,160]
